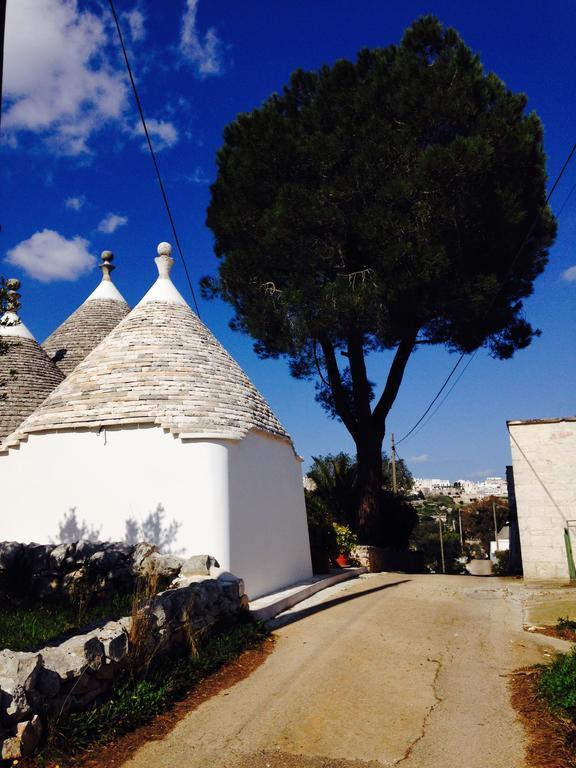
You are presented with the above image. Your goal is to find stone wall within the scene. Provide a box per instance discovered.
[0,541,247,760]
[353,545,425,574]
[0,540,219,599]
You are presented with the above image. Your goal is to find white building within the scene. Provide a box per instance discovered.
[0,243,312,599]
[508,417,576,580]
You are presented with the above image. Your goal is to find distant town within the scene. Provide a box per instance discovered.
[413,476,508,501]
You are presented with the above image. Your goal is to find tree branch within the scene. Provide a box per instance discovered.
[318,335,358,438]
[372,331,419,434]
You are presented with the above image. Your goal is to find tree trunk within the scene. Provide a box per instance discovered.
[355,430,385,543]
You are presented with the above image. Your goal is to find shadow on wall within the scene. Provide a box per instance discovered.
[53,504,183,554]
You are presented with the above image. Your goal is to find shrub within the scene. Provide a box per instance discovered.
[305,492,339,560]
[333,523,358,556]
[557,616,576,632]
[492,549,510,575]
[539,648,576,717]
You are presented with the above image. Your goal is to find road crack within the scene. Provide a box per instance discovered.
[393,656,444,766]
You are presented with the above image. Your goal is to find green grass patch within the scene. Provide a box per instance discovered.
[46,621,270,760]
[0,592,133,652]
[538,647,576,718]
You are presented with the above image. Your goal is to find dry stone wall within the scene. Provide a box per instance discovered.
[0,541,247,760]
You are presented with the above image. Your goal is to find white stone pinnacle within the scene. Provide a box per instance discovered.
[136,241,187,307]
[85,250,126,303]
[0,278,35,340]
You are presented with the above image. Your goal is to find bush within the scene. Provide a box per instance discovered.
[492,549,510,575]
[333,523,358,556]
[539,647,576,717]
[557,616,576,632]
[369,491,419,549]
[305,492,339,564]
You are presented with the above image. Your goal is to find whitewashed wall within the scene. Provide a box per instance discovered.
[0,425,312,598]
[508,419,576,580]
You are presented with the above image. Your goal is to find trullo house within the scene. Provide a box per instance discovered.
[0,243,312,599]
[43,250,130,375]
[0,280,64,442]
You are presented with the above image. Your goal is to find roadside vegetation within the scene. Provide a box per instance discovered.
[0,590,133,652]
[44,622,270,768]
[30,621,269,766]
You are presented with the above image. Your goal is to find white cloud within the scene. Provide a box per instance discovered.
[562,266,576,282]
[97,213,128,234]
[130,118,179,152]
[409,454,430,464]
[123,9,146,43]
[180,0,223,77]
[5,230,96,283]
[65,195,86,211]
[3,0,128,155]
[186,166,211,184]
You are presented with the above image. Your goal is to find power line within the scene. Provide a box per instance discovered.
[396,141,576,445]
[396,353,465,445]
[107,0,201,317]
[398,350,478,445]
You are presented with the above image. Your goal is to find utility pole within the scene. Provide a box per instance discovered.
[391,432,397,494]
[438,514,446,574]
[493,501,500,552]
[458,508,464,549]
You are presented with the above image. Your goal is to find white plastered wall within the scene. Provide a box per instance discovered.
[226,430,312,599]
[508,420,576,580]
[0,425,312,598]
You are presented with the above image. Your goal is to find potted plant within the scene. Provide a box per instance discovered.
[333,523,358,567]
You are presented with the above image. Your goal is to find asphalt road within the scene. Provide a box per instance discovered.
[122,573,568,768]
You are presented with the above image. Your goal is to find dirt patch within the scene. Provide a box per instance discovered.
[21,636,275,768]
[510,668,576,768]
[230,751,384,768]
[530,626,576,644]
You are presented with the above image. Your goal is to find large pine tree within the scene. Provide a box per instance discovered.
[203,16,557,542]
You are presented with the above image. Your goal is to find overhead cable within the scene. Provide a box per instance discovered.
[396,141,576,445]
[107,0,201,317]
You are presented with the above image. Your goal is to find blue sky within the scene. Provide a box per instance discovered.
[1,0,575,480]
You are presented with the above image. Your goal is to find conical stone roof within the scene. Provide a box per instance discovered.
[5,243,289,446]
[43,251,130,376]
[0,280,65,443]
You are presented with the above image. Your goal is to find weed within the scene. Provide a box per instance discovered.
[539,647,576,717]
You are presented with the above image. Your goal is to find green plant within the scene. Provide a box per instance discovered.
[49,622,270,757]
[305,493,338,562]
[539,648,576,717]
[333,523,358,556]
[557,616,576,632]
[0,591,133,652]
[492,549,510,575]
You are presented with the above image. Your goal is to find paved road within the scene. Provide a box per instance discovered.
[122,573,568,768]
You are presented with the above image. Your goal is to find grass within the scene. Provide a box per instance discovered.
[539,646,576,717]
[46,621,270,759]
[0,591,133,651]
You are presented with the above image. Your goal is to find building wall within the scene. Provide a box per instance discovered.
[508,420,576,580]
[0,425,312,598]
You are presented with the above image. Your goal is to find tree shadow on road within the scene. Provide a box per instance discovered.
[268,579,411,630]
